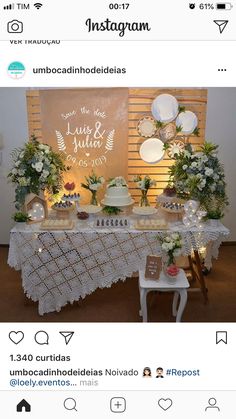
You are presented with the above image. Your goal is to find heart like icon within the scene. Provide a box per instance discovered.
[158,398,173,411]
[9,331,24,345]
[85,152,90,157]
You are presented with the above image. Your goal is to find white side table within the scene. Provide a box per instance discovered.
[139,269,189,322]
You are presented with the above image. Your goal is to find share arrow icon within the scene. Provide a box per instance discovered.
[59,331,74,345]
[214,20,229,34]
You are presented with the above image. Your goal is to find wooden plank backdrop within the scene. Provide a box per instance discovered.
[27,88,207,205]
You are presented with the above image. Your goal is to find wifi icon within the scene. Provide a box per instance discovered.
[34,2,43,9]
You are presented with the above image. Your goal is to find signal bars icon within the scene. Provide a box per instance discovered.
[3,3,14,9]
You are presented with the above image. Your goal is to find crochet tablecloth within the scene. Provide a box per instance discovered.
[8,221,229,315]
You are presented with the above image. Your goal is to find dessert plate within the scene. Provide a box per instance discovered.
[80,205,102,214]
[101,199,135,207]
[133,206,158,216]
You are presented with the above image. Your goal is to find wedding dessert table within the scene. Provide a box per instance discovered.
[8,217,229,315]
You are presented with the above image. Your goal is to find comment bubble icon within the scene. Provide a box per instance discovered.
[34,330,49,345]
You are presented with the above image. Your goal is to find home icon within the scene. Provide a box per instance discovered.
[16,399,31,412]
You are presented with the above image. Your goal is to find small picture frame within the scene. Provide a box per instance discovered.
[145,255,162,280]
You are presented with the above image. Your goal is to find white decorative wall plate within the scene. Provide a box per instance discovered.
[139,138,165,164]
[176,111,198,135]
[151,94,179,123]
[137,116,157,138]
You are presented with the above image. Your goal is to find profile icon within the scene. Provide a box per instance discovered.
[143,367,152,378]
[156,367,164,378]
[205,398,220,412]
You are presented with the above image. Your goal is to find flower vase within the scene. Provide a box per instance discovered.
[208,219,221,227]
[90,190,98,206]
[140,190,150,207]
[162,253,179,283]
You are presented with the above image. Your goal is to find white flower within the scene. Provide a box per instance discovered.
[39,144,50,154]
[11,168,18,175]
[196,173,203,179]
[213,174,219,181]
[205,168,214,176]
[195,152,203,158]
[182,164,188,170]
[140,180,146,190]
[191,162,198,168]
[173,248,181,257]
[198,179,206,190]
[171,233,180,241]
[18,169,25,176]
[32,161,43,172]
[42,170,49,178]
[137,181,142,188]
[18,177,28,186]
[184,151,191,158]
[90,183,99,191]
[201,155,208,163]
[109,176,127,187]
[162,242,174,251]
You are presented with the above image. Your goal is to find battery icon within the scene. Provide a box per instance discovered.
[216,3,233,9]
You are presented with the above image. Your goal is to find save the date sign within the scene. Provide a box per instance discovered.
[39,88,129,200]
[145,255,162,280]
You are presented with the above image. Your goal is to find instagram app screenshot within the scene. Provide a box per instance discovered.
[0,0,236,417]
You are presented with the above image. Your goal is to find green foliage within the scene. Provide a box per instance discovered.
[193,127,200,137]
[12,212,31,222]
[102,206,123,215]
[8,136,69,209]
[168,141,228,216]
[200,142,218,154]
[206,209,224,220]
[176,125,183,133]
[178,105,186,113]
[156,120,164,128]
[163,143,170,151]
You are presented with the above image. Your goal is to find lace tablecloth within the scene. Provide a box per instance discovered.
[8,220,229,315]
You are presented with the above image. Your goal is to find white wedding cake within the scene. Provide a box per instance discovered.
[102,177,133,207]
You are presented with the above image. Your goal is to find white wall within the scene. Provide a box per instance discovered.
[0,88,236,243]
[205,88,236,241]
[0,88,28,243]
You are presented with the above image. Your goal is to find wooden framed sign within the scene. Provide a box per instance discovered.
[145,255,162,280]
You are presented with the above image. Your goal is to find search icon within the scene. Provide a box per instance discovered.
[63,398,77,411]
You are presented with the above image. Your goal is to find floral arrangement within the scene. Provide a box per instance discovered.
[12,211,31,222]
[133,175,156,190]
[108,176,127,188]
[169,142,228,218]
[81,172,105,192]
[158,232,182,277]
[8,136,68,210]
[81,171,105,205]
[133,175,156,207]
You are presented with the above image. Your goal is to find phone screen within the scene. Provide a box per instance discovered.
[0,1,235,417]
